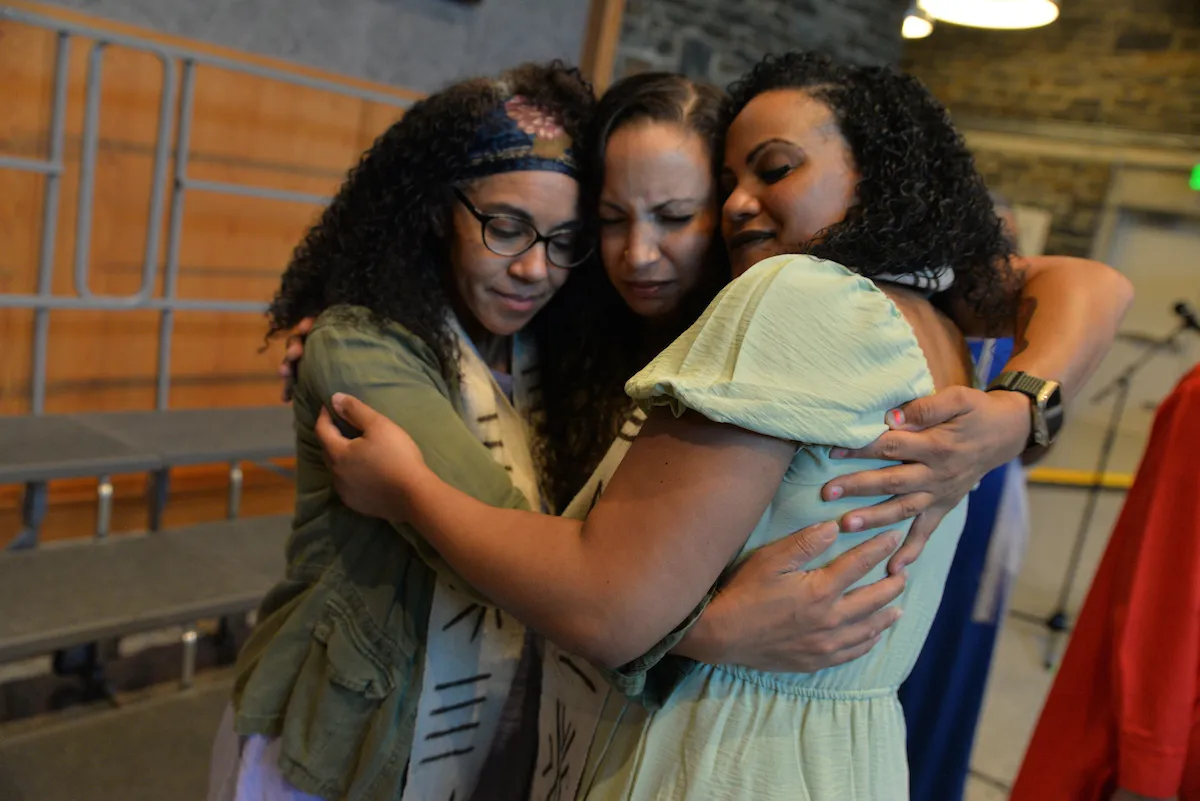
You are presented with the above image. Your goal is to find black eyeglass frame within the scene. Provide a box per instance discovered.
[452,187,591,269]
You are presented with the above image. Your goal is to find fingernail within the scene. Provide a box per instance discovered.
[888,409,905,428]
[331,392,346,412]
[845,516,863,532]
[827,485,843,500]
[830,448,848,459]
[819,523,839,544]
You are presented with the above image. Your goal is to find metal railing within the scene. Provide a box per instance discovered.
[0,5,415,412]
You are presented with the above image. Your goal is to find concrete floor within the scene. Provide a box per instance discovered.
[964,415,1143,799]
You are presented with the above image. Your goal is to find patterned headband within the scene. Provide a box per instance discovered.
[462,94,578,181]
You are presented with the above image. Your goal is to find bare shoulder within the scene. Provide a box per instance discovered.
[879,285,972,391]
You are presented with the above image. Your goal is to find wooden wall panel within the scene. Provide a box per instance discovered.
[0,4,418,416]
[0,2,421,541]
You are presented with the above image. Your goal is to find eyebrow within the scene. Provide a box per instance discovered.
[745,137,796,165]
[478,201,579,233]
[654,198,701,210]
[599,197,701,212]
[477,201,533,221]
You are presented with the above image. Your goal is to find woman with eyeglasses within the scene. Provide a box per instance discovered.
[209,62,601,801]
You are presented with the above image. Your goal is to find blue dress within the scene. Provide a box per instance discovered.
[898,337,1024,801]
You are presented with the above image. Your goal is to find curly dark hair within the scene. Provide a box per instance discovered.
[533,72,732,509]
[266,61,597,508]
[723,52,1018,322]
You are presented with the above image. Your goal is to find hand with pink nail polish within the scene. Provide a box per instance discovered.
[820,386,1030,570]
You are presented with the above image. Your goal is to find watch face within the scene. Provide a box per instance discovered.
[988,373,1064,450]
[1042,384,1065,441]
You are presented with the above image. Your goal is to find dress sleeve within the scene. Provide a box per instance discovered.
[298,308,529,600]
[627,254,934,448]
[608,256,935,706]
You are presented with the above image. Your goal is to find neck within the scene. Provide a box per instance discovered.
[453,305,511,374]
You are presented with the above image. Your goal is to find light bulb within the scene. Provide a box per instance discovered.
[919,0,1060,30]
[903,14,934,38]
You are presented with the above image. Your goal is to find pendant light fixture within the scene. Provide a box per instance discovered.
[919,0,1060,30]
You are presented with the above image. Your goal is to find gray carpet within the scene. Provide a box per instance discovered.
[0,680,231,801]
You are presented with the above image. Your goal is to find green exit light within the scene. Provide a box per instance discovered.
[1192,164,1200,191]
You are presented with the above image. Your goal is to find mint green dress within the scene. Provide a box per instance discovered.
[580,255,970,801]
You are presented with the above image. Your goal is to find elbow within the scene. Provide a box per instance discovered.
[589,631,647,671]
[1111,269,1135,319]
[1037,255,1136,317]
[1085,257,1135,312]
[549,607,653,670]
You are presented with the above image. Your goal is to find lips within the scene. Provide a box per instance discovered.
[624,280,675,299]
[728,229,775,251]
[491,288,544,313]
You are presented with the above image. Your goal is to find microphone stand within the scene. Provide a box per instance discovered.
[1042,323,1188,669]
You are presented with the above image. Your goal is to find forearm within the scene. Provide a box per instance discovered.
[401,466,731,668]
[401,469,627,664]
[1003,256,1132,400]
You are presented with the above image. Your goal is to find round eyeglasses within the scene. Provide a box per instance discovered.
[454,188,591,269]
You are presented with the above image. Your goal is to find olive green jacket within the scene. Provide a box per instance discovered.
[232,306,527,800]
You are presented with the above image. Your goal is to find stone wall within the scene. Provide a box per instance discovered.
[902,0,1200,257]
[615,0,909,86]
[903,0,1200,137]
[972,152,1112,257]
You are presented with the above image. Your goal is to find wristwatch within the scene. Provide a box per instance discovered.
[987,371,1064,453]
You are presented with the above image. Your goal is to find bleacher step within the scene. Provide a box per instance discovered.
[0,516,291,663]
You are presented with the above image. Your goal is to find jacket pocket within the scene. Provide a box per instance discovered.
[312,613,395,700]
[279,604,404,799]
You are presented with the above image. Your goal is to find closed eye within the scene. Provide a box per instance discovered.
[658,213,694,225]
[489,220,528,239]
[759,165,792,184]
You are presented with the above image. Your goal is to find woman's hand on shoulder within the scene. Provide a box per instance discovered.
[279,317,315,402]
[820,386,1030,571]
[315,393,428,522]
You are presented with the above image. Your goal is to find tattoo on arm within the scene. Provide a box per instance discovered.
[1013,296,1037,357]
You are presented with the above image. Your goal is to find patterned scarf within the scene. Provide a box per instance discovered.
[401,320,612,801]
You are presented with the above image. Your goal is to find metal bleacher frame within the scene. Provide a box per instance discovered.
[0,5,414,549]
[0,6,415,697]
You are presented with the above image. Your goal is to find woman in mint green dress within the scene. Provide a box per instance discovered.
[312,54,1036,799]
